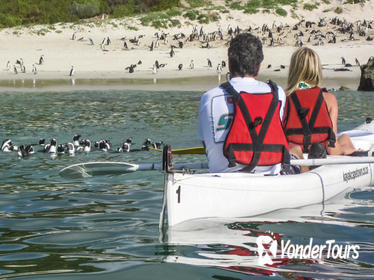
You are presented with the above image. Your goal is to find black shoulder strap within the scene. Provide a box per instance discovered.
[289,88,336,151]
[290,91,312,152]
[221,82,258,168]
[220,81,285,171]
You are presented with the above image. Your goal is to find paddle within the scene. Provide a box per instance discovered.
[59,161,209,177]
[59,155,374,178]
[152,146,205,154]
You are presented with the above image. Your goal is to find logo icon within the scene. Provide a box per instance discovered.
[256,235,278,266]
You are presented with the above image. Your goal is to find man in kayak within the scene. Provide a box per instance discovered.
[197,33,294,174]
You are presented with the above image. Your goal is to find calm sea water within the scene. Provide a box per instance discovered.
[0,89,373,279]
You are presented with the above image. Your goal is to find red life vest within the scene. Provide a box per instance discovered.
[222,81,290,171]
[284,87,336,152]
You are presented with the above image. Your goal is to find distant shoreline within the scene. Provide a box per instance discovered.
[0,0,372,92]
[0,70,360,92]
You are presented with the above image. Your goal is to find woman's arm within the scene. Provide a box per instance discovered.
[323,91,356,155]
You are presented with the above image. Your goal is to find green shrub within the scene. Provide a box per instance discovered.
[0,14,22,28]
[183,9,199,20]
[112,4,135,17]
[187,0,206,8]
[247,0,262,8]
[230,2,243,10]
[166,9,182,17]
[244,7,259,14]
[275,7,287,16]
[169,18,181,27]
[72,0,101,18]
[303,3,318,10]
[334,6,343,13]
[197,14,209,24]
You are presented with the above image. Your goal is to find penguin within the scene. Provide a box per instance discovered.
[69,65,75,76]
[207,59,212,68]
[178,64,183,71]
[39,55,44,65]
[84,140,91,152]
[73,134,81,147]
[189,59,194,70]
[57,144,65,155]
[1,139,13,152]
[32,64,37,75]
[67,142,75,156]
[41,138,57,153]
[18,145,34,158]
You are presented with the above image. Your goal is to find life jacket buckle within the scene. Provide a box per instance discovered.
[249,116,263,129]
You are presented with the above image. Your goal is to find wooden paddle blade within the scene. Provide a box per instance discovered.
[152,147,206,154]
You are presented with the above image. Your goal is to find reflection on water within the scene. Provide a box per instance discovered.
[0,89,373,279]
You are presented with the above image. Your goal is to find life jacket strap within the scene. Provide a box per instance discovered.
[221,80,288,171]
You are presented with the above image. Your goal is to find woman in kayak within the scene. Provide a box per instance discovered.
[284,47,359,157]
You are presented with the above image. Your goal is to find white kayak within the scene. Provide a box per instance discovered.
[161,119,374,227]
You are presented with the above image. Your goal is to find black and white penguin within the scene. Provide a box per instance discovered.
[57,144,65,155]
[2,139,13,152]
[69,65,75,76]
[84,139,91,152]
[73,134,81,147]
[67,142,75,156]
[41,138,57,153]
[18,145,34,158]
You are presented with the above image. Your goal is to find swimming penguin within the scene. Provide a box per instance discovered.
[18,145,34,158]
[66,142,75,156]
[39,138,46,146]
[41,138,57,153]
[73,134,81,147]
[83,140,91,152]
[98,140,111,151]
[1,139,14,152]
[57,144,65,155]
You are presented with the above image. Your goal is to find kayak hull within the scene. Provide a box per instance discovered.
[164,163,373,227]
[161,120,374,227]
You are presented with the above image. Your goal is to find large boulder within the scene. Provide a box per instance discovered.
[358,57,374,91]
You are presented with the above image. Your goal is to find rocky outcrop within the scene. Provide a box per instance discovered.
[358,57,374,91]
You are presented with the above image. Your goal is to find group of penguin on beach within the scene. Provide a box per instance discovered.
[1,135,164,158]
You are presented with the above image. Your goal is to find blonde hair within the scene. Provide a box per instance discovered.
[287,47,322,95]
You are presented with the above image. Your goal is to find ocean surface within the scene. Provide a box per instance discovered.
[0,88,373,279]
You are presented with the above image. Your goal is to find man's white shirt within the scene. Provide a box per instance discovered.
[197,77,287,174]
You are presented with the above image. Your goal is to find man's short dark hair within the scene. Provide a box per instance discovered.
[228,33,264,77]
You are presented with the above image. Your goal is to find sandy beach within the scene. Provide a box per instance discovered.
[0,0,373,91]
